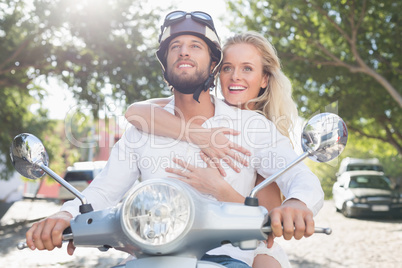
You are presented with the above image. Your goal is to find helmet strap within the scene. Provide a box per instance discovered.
[192,74,214,103]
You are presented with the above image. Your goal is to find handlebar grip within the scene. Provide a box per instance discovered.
[262,217,332,235]
[17,241,29,250]
[17,228,74,250]
[261,225,332,235]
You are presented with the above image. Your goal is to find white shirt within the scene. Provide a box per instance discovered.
[61,95,324,265]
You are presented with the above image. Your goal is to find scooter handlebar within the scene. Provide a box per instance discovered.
[261,226,332,235]
[17,232,73,250]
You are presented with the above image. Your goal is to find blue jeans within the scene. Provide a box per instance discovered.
[201,254,252,268]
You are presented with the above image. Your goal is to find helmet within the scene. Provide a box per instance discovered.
[156,11,223,102]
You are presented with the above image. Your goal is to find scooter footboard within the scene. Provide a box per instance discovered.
[119,256,225,268]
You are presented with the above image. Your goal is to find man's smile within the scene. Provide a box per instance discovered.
[176,60,195,69]
[178,63,194,68]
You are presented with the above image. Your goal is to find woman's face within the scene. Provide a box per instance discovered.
[220,43,268,109]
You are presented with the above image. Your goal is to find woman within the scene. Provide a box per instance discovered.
[125,31,296,268]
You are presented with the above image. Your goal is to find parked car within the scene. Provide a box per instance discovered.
[333,170,402,218]
[58,161,107,201]
[336,157,384,178]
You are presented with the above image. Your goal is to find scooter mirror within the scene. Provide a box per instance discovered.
[301,113,348,163]
[10,133,93,212]
[9,133,49,180]
[247,112,348,201]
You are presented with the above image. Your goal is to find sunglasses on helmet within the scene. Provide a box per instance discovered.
[159,11,216,41]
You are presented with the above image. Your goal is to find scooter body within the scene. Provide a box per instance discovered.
[68,178,266,267]
[10,113,347,268]
[118,256,224,268]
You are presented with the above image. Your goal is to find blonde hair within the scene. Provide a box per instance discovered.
[222,31,298,141]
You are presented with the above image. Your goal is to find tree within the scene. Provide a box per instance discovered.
[44,0,170,117]
[226,0,401,155]
[0,88,54,180]
[0,0,168,179]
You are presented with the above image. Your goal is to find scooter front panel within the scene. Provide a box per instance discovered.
[123,256,225,268]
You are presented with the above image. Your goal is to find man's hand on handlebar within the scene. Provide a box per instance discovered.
[267,199,314,248]
[26,211,75,255]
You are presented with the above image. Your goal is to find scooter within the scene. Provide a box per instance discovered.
[10,112,347,268]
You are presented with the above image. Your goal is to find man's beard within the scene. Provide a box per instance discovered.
[166,64,210,94]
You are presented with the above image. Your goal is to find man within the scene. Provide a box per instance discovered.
[26,11,323,267]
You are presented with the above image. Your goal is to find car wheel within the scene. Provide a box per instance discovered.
[334,203,341,212]
[342,203,353,218]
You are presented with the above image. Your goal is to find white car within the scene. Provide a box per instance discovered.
[332,170,402,218]
[335,157,384,177]
[58,161,107,201]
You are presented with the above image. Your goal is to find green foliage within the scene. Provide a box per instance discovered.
[0,0,169,179]
[225,0,401,196]
[63,110,96,162]
[0,88,53,180]
[226,0,401,155]
[44,0,170,116]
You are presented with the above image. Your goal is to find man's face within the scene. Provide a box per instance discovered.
[166,35,213,90]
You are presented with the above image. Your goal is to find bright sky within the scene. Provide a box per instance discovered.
[43,0,228,120]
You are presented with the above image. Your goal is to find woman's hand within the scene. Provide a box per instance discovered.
[166,153,228,200]
[187,127,250,176]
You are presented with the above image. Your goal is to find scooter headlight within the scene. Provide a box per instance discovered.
[121,179,193,250]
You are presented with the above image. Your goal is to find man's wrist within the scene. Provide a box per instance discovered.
[186,126,208,145]
[282,198,308,208]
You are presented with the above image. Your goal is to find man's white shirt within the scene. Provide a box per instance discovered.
[62,95,323,216]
